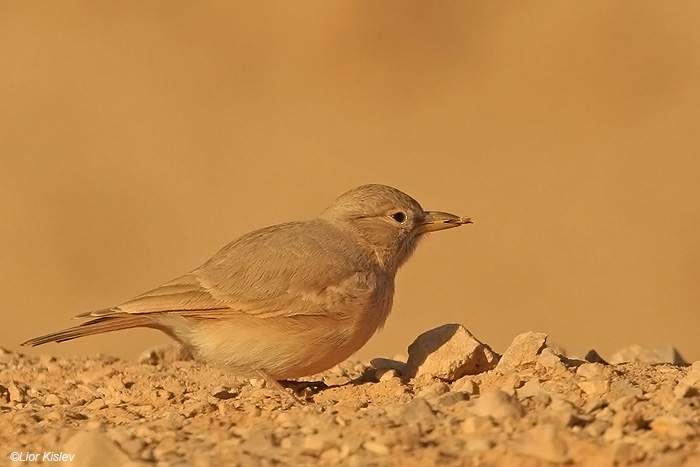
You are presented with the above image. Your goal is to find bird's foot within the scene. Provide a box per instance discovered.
[256,371,327,405]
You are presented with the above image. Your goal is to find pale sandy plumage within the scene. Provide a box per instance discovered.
[22,184,470,380]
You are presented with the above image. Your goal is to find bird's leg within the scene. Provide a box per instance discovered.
[256,370,305,404]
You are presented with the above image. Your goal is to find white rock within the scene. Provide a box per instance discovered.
[650,416,698,439]
[8,382,28,403]
[452,376,479,395]
[537,347,568,372]
[302,434,329,455]
[516,379,548,401]
[416,381,450,399]
[44,393,62,406]
[320,445,350,463]
[363,441,390,455]
[400,397,436,429]
[576,362,609,380]
[377,369,400,382]
[577,380,610,395]
[438,391,469,406]
[674,361,700,397]
[464,436,494,452]
[469,389,525,421]
[609,344,687,365]
[405,324,500,381]
[86,398,106,410]
[462,415,495,434]
[510,424,569,463]
[62,431,133,467]
[608,379,643,400]
[496,332,547,372]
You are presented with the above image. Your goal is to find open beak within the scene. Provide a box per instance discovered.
[415,211,472,234]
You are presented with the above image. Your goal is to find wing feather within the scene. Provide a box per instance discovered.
[78,220,379,321]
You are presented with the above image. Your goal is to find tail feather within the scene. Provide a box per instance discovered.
[21,315,156,347]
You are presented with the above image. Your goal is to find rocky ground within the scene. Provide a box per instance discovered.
[1,325,700,466]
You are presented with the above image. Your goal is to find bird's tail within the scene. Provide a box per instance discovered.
[20,315,155,347]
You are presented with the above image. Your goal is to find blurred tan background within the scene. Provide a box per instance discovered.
[2,2,699,364]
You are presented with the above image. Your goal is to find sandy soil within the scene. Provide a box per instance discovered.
[2,328,699,467]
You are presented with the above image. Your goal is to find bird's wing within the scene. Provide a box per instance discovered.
[78,220,379,321]
[78,273,231,318]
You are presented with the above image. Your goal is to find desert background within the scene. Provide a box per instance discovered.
[1,2,699,364]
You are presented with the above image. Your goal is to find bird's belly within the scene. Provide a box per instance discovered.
[177,310,387,380]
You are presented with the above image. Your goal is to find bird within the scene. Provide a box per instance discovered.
[22,184,471,388]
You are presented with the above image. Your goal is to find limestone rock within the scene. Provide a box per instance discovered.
[452,376,479,395]
[650,416,698,439]
[376,369,400,382]
[674,361,700,397]
[416,381,449,399]
[363,440,390,455]
[609,344,687,365]
[8,381,28,403]
[62,431,135,467]
[400,397,437,430]
[469,389,525,421]
[537,347,568,372]
[405,323,500,381]
[510,424,570,463]
[497,332,548,372]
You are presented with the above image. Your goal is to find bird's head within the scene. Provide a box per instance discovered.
[319,184,471,271]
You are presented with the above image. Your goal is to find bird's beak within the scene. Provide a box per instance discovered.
[415,211,472,234]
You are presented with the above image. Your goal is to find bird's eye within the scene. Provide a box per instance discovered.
[390,211,407,223]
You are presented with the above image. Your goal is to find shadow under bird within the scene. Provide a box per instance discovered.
[22,184,471,388]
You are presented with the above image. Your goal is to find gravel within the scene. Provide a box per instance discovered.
[2,327,700,466]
